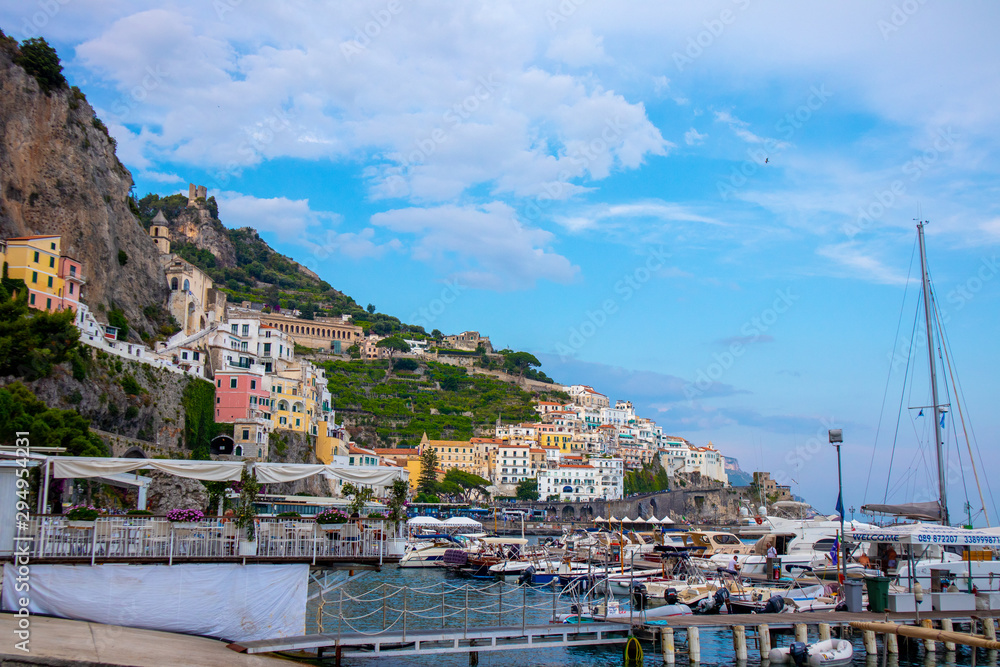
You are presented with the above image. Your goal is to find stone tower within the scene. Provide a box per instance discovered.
[187,183,208,205]
[148,210,171,254]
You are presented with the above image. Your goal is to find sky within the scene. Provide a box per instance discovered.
[5,1,999,522]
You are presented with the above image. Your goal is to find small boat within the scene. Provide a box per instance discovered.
[768,639,853,665]
[559,600,692,623]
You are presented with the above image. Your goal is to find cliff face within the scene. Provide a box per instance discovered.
[0,39,166,337]
[169,199,237,268]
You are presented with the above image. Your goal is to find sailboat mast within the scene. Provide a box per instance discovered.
[916,221,949,526]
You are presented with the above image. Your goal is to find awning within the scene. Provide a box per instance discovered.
[407,516,443,526]
[850,522,1000,547]
[861,501,943,521]
[441,516,483,528]
[660,515,674,524]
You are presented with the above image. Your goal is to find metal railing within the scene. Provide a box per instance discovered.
[21,516,404,564]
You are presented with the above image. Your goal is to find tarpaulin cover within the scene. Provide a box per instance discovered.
[51,458,244,481]
[861,501,943,521]
[1,563,307,642]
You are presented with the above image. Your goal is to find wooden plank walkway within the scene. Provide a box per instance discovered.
[231,623,631,658]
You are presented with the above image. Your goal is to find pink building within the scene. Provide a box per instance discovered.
[58,255,84,313]
[215,371,271,423]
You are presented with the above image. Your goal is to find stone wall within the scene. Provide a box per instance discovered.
[524,486,742,524]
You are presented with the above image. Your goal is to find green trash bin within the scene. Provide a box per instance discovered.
[866,576,891,612]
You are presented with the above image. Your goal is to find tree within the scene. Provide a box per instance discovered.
[347,344,361,359]
[366,303,376,313]
[107,307,129,341]
[442,468,491,502]
[15,38,66,93]
[117,250,128,266]
[0,382,106,456]
[376,336,410,361]
[431,329,443,340]
[418,447,439,494]
[502,351,541,380]
[515,478,539,501]
[0,281,80,380]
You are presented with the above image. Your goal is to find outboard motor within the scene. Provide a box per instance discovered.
[517,565,535,586]
[789,641,808,666]
[630,583,649,611]
[664,588,678,605]
[761,594,785,614]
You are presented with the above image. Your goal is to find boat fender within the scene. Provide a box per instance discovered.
[789,641,808,666]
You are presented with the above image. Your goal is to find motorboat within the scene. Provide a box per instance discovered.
[768,639,853,665]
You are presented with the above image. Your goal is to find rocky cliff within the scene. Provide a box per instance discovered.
[0,35,166,338]
[167,198,238,268]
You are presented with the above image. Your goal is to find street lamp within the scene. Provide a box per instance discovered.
[829,429,845,584]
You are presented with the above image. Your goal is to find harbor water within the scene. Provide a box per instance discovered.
[307,564,998,667]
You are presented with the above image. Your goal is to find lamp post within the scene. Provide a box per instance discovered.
[829,429,844,584]
[849,505,855,521]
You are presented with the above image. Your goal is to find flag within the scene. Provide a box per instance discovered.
[829,536,839,565]
[917,409,924,417]
[940,412,946,428]
[835,491,844,519]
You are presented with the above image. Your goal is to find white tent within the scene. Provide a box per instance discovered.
[407,516,443,526]
[647,516,660,525]
[621,516,633,523]
[441,516,483,528]
[608,515,618,523]
[593,515,605,523]
[660,515,674,524]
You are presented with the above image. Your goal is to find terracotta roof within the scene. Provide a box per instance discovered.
[470,438,503,444]
[537,401,560,405]
[558,464,594,469]
[426,439,472,447]
[374,448,420,457]
[529,448,545,453]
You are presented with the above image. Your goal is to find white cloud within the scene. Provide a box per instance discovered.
[684,127,707,146]
[545,28,610,67]
[213,192,337,237]
[371,202,578,290]
[815,242,909,285]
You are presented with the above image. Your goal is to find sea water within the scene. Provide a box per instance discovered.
[307,565,995,666]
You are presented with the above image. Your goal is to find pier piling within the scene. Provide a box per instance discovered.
[687,627,700,663]
[818,623,830,642]
[660,627,675,664]
[941,619,955,652]
[757,624,770,660]
[921,619,936,653]
[733,625,747,661]
[794,623,807,644]
[887,632,898,654]
[863,630,877,655]
[985,616,998,642]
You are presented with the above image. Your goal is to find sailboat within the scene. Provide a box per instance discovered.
[859,221,1000,593]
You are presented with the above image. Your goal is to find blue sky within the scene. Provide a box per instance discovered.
[5,1,999,522]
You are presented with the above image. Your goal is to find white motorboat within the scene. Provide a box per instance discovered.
[768,638,853,665]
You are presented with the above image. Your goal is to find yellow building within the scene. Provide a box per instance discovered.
[418,433,490,479]
[315,420,350,464]
[271,374,308,432]
[1,235,85,313]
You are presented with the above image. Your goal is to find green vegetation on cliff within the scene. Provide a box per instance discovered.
[0,271,84,380]
[623,458,671,496]
[0,382,106,455]
[321,358,565,445]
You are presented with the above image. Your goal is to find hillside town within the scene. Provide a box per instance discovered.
[0,187,746,504]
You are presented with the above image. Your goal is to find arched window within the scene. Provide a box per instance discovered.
[277,399,289,411]
[183,279,190,291]
[154,228,159,237]
[170,277,178,290]
[234,445,243,456]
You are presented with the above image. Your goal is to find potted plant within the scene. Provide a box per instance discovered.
[65,504,101,528]
[126,509,153,516]
[233,467,260,555]
[385,479,409,556]
[342,483,375,517]
[314,508,349,530]
[166,508,205,528]
[276,511,301,518]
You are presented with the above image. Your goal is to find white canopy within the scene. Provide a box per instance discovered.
[621,516,633,523]
[593,515,605,522]
[660,515,674,524]
[608,515,618,522]
[647,516,660,525]
[50,457,408,486]
[407,516,443,526]
[441,516,483,528]
[851,522,1000,547]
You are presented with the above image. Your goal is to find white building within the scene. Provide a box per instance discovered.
[660,443,728,484]
[494,444,533,487]
[537,461,622,502]
[568,385,610,409]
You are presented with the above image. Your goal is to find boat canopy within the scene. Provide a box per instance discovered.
[441,516,483,528]
[860,501,943,521]
[851,522,1000,547]
[480,537,528,545]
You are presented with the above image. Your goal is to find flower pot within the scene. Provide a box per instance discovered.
[171,522,201,529]
[387,537,407,557]
[67,520,95,528]
[319,523,345,531]
[239,539,258,556]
